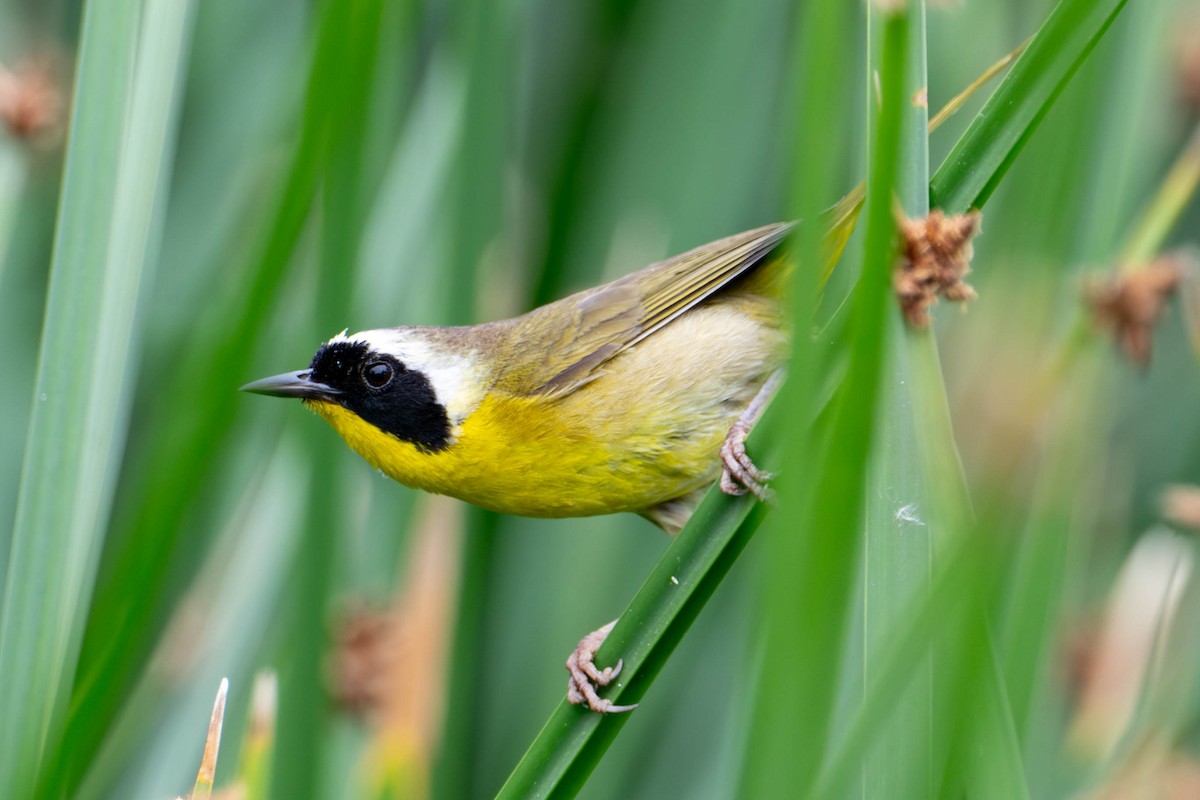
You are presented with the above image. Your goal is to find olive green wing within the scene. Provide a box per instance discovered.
[496,222,793,397]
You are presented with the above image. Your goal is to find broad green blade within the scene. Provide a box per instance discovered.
[59,0,336,783]
[741,9,909,797]
[929,0,1130,214]
[0,0,194,796]
[495,493,767,799]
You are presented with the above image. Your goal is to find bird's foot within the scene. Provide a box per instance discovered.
[720,418,774,501]
[565,620,638,714]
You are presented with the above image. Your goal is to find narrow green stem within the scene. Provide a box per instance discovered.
[1118,124,1200,266]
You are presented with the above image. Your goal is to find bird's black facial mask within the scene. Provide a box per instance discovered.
[308,340,451,453]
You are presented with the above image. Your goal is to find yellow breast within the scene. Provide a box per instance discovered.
[308,300,784,520]
[307,392,709,518]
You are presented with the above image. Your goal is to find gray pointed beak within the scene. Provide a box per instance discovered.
[240,370,341,400]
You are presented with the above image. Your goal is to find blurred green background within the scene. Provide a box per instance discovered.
[1,0,1199,797]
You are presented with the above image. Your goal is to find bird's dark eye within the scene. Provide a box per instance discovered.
[363,361,394,389]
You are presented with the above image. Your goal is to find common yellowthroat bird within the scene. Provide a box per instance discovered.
[243,222,792,712]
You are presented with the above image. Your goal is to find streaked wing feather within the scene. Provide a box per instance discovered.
[497,222,792,397]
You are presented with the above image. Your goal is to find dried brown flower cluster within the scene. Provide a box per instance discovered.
[894,209,981,328]
[327,602,394,718]
[1161,484,1200,531]
[1177,17,1200,113]
[1084,257,1184,369]
[326,495,459,762]
[0,59,61,142]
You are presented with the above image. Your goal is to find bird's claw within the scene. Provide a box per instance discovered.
[720,419,774,501]
[565,620,638,714]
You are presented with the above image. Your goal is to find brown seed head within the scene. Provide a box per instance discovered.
[1162,484,1200,532]
[327,602,393,719]
[1084,256,1185,369]
[1175,15,1200,113]
[0,58,62,142]
[894,209,982,327]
